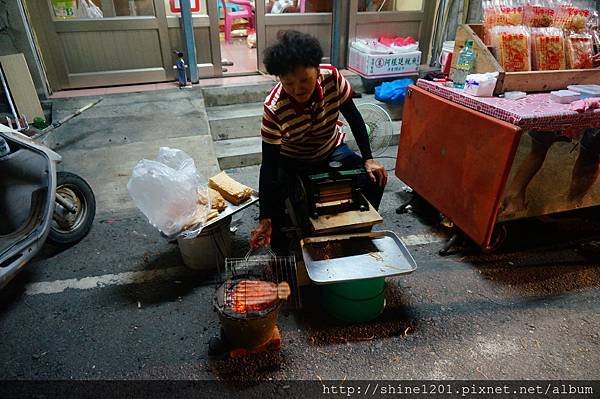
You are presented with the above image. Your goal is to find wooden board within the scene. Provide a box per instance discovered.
[395,85,521,248]
[451,24,600,94]
[451,24,503,76]
[309,201,383,235]
[0,54,44,123]
[502,69,600,93]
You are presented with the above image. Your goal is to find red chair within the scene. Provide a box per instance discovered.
[221,0,255,43]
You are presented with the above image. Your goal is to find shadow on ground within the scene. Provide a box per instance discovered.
[294,282,418,347]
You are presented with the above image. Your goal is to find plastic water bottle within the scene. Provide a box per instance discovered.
[453,40,476,89]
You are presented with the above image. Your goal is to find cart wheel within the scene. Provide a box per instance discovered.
[482,225,508,254]
[49,171,96,246]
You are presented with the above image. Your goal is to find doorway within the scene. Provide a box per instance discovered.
[217,0,258,75]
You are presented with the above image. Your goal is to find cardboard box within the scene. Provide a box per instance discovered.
[348,47,421,78]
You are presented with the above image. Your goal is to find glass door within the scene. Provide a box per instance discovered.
[165,0,223,78]
[257,0,333,73]
[216,0,259,75]
[350,0,436,65]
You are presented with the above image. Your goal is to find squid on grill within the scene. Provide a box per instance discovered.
[229,280,291,313]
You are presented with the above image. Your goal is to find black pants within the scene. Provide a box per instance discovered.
[270,144,385,252]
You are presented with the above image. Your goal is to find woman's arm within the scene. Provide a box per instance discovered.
[258,141,280,219]
[250,141,281,249]
[339,99,388,187]
[340,99,373,161]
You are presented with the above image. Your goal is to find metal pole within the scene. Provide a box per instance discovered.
[17,0,51,98]
[331,0,342,67]
[180,0,199,83]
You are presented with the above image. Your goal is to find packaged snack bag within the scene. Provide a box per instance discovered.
[555,0,594,32]
[589,9,599,55]
[483,0,496,45]
[524,0,556,27]
[492,25,532,71]
[496,0,526,26]
[565,32,594,69]
[531,27,566,70]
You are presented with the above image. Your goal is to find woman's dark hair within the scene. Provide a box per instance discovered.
[263,30,323,76]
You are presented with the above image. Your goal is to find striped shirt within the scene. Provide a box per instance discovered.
[260,65,353,162]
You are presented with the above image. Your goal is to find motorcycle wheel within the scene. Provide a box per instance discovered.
[48,171,96,246]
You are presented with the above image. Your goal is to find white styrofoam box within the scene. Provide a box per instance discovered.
[464,77,496,97]
[348,47,421,78]
[550,90,581,104]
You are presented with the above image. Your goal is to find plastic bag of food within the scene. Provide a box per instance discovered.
[589,9,599,56]
[495,0,525,26]
[77,0,103,18]
[554,0,594,31]
[491,25,532,72]
[127,147,210,237]
[565,31,594,69]
[482,0,497,45]
[524,0,557,27]
[531,27,566,70]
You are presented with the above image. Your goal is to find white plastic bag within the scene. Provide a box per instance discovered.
[77,0,103,18]
[127,147,210,237]
[390,43,419,53]
[351,39,394,55]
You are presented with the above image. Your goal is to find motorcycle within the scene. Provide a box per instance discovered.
[0,123,96,289]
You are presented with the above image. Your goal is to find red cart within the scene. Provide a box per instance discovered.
[395,80,600,251]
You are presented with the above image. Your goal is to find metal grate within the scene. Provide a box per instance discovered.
[222,247,301,312]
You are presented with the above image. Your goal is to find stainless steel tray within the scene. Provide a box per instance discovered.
[300,230,417,285]
[175,191,259,239]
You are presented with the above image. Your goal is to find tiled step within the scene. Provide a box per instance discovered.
[201,82,275,107]
[206,102,263,141]
[214,121,402,169]
[201,73,364,107]
[207,94,404,142]
[214,136,262,170]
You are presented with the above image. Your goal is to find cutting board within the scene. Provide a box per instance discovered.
[309,200,383,235]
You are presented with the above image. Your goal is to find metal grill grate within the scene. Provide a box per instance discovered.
[222,247,301,313]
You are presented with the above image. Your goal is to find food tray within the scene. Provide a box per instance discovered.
[174,191,259,240]
[300,230,417,285]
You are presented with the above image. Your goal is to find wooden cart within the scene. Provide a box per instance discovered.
[452,24,600,94]
[395,81,600,251]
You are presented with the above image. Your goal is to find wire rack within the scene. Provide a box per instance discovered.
[223,246,301,310]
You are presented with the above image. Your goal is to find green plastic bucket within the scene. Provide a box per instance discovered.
[321,278,386,323]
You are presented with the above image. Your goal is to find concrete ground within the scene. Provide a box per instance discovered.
[44,88,221,218]
[1,85,599,387]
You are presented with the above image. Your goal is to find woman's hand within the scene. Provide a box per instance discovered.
[593,53,600,68]
[364,159,388,187]
[250,218,272,249]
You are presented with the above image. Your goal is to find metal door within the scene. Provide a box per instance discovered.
[24,0,223,90]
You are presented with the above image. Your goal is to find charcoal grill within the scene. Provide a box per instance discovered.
[212,246,298,351]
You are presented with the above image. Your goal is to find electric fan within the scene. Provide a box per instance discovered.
[340,102,394,157]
